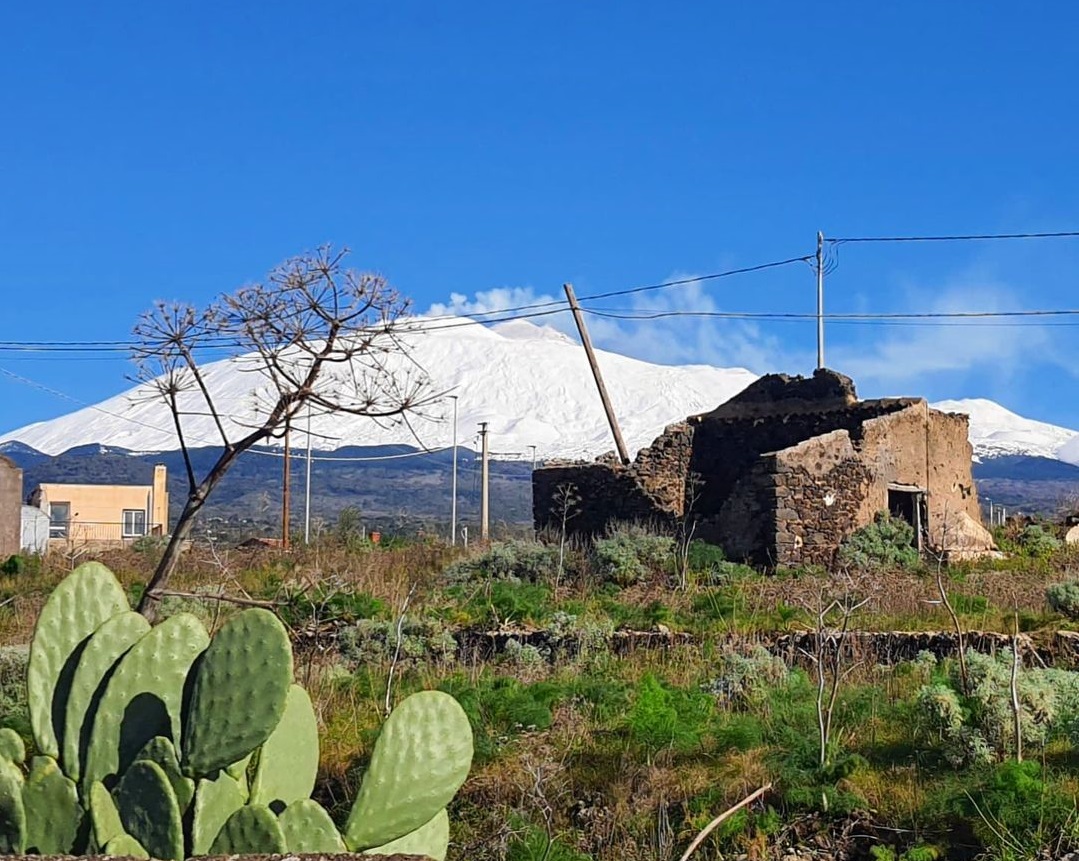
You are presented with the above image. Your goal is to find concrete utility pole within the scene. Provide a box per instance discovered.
[304,409,313,545]
[479,422,489,542]
[282,416,291,551]
[563,282,631,465]
[816,231,825,370]
[529,445,537,472]
[450,395,459,545]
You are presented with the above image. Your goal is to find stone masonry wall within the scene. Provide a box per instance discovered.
[532,371,982,568]
[0,456,23,558]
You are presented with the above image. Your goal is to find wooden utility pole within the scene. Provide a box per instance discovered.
[479,422,489,542]
[282,417,291,551]
[563,282,631,465]
[816,230,825,370]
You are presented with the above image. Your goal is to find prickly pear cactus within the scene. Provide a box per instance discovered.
[191,772,245,856]
[182,608,292,776]
[88,781,123,848]
[0,727,25,763]
[277,799,347,853]
[14,561,475,858]
[62,610,150,781]
[364,808,450,861]
[249,683,318,808]
[104,833,149,858]
[134,736,194,813]
[21,755,82,855]
[27,560,129,758]
[115,760,184,861]
[0,757,26,854]
[209,804,287,854]
[82,612,208,791]
[343,689,473,850]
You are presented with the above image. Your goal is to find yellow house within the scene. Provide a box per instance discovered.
[31,464,169,546]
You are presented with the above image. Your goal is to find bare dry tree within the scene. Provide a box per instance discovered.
[132,246,436,617]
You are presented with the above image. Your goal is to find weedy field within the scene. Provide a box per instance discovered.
[2,516,1079,861]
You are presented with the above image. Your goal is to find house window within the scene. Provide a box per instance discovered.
[50,502,70,538]
[122,509,147,538]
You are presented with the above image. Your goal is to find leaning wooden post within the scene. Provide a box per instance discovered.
[563,282,631,465]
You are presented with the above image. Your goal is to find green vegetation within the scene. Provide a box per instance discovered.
[1,521,1078,859]
[838,512,922,570]
[1,562,472,858]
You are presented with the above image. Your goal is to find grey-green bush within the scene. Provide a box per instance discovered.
[1046,579,1079,620]
[837,512,920,570]
[592,527,675,586]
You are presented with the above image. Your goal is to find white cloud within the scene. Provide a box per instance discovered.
[829,282,1057,390]
[424,279,805,374]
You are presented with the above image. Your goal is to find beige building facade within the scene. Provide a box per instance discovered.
[31,464,168,546]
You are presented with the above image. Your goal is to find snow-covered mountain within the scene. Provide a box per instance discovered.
[1,317,1076,467]
[931,399,1079,466]
[0,317,757,461]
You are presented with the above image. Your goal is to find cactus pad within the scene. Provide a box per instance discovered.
[83,613,208,791]
[104,833,149,858]
[209,804,287,854]
[134,736,195,812]
[191,772,245,856]
[343,690,473,850]
[88,780,124,848]
[21,755,82,854]
[277,799,346,852]
[0,758,26,854]
[115,759,184,861]
[364,807,450,861]
[249,684,319,808]
[0,727,25,764]
[182,607,293,777]
[63,610,150,782]
[28,561,129,757]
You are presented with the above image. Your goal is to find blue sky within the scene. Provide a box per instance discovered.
[3,2,1079,434]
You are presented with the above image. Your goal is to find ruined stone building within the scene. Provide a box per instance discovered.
[533,370,991,566]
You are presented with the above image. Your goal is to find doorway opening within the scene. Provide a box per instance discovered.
[887,484,927,551]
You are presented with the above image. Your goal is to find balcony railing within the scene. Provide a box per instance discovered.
[48,521,167,544]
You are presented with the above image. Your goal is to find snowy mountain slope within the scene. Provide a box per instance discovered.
[930,399,1079,465]
[0,317,758,460]
[2,317,1076,466]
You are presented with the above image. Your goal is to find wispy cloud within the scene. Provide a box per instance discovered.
[424,278,806,374]
[829,281,1061,391]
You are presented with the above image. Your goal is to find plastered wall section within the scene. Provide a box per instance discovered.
[0,457,22,557]
[764,403,980,566]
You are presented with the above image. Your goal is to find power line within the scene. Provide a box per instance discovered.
[828,230,1079,244]
[583,307,1079,322]
[0,251,816,353]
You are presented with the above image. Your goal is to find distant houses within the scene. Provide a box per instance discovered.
[0,459,169,555]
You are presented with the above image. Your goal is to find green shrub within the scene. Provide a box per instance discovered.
[506,816,590,861]
[444,540,561,585]
[338,617,457,665]
[959,760,1076,855]
[592,527,674,586]
[439,674,565,763]
[838,512,920,570]
[0,645,29,737]
[623,673,713,754]
[279,586,387,628]
[1,554,40,576]
[685,540,727,574]
[1047,580,1079,619]
[1017,524,1061,558]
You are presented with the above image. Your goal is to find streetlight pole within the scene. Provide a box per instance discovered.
[304,408,313,545]
[450,395,459,545]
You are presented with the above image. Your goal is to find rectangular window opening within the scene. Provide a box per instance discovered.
[49,502,70,539]
[122,509,147,538]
